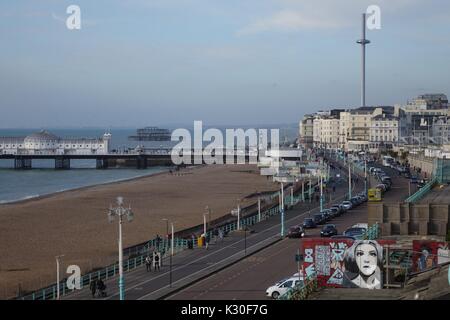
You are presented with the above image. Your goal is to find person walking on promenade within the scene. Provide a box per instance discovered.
[145,255,152,272]
[90,280,97,298]
[218,229,224,244]
[96,279,107,297]
[205,233,210,250]
[154,252,160,271]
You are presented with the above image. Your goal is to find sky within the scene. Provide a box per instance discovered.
[0,0,449,128]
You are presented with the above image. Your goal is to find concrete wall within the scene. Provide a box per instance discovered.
[408,155,434,178]
[368,203,450,237]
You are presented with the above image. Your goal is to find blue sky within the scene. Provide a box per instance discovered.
[1,0,449,128]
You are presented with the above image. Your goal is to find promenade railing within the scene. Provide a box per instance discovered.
[278,273,318,300]
[405,177,436,203]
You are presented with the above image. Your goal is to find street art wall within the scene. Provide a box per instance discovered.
[301,238,395,289]
[412,240,450,272]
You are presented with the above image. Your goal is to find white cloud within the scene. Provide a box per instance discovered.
[237,10,349,36]
[237,0,425,36]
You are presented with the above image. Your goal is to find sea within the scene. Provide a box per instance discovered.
[0,126,298,204]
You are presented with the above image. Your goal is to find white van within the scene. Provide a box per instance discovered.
[266,276,304,299]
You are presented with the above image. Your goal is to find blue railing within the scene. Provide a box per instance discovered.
[278,273,318,300]
[364,222,380,240]
[405,177,436,203]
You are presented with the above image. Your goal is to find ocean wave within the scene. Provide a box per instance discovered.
[0,194,41,204]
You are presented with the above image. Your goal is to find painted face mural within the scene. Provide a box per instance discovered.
[355,243,378,276]
[343,240,383,289]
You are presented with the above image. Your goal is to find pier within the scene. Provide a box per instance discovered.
[0,150,262,170]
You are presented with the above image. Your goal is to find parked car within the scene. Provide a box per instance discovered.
[321,224,338,237]
[320,210,332,221]
[303,218,316,229]
[266,277,303,299]
[350,197,361,206]
[343,227,367,239]
[313,213,326,225]
[328,207,340,218]
[287,225,305,238]
[329,206,342,216]
[341,201,353,210]
[375,184,387,193]
[381,176,392,185]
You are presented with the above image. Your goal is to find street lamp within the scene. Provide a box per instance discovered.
[237,199,241,231]
[170,222,175,288]
[162,218,169,251]
[162,218,169,237]
[203,206,211,236]
[108,196,134,301]
[244,226,248,255]
[280,182,285,237]
[56,255,64,300]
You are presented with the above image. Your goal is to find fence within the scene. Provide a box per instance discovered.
[278,273,318,300]
[364,222,380,240]
[405,177,436,203]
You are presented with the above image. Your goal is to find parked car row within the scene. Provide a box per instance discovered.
[369,166,393,194]
[301,191,368,238]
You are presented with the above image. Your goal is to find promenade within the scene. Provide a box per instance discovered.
[64,162,354,300]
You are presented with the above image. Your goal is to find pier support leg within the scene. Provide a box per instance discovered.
[14,158,32,170]
[55,158,70,170]
[96,158,108,169]
[137,156,147,169]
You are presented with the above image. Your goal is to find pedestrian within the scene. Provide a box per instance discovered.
[218,229,224,243]
[97,279,107,297]
[154,252,160,271]
[145,255,152,272]
[205,233,210,250]
[90,280,97,298]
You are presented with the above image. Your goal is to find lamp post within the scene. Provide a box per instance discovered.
[348,156,352,200]
[237,199,241,231]
[203,206,210,236]
[257,193,261,222]
[170,222,174,288]
[320,170,324,212]
[108,196,134,301]
[364,157,368,194]
[244,226,248,255]
[162,218,169,251]
[280,182,285,237]
[56,255,64,300]
[290,186,294,206]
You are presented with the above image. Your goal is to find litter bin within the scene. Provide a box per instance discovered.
[197,236,204,247]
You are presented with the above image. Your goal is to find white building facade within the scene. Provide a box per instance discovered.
[0,130,111,155]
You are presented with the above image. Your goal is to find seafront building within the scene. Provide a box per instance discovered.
[0,130,111,155]
[299,93,450,154]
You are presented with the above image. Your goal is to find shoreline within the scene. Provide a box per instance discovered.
[0,166,187,207]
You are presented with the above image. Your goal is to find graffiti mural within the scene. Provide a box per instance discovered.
[342,240,383,289]
[412,240,450,272]
[301,238,395,289]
